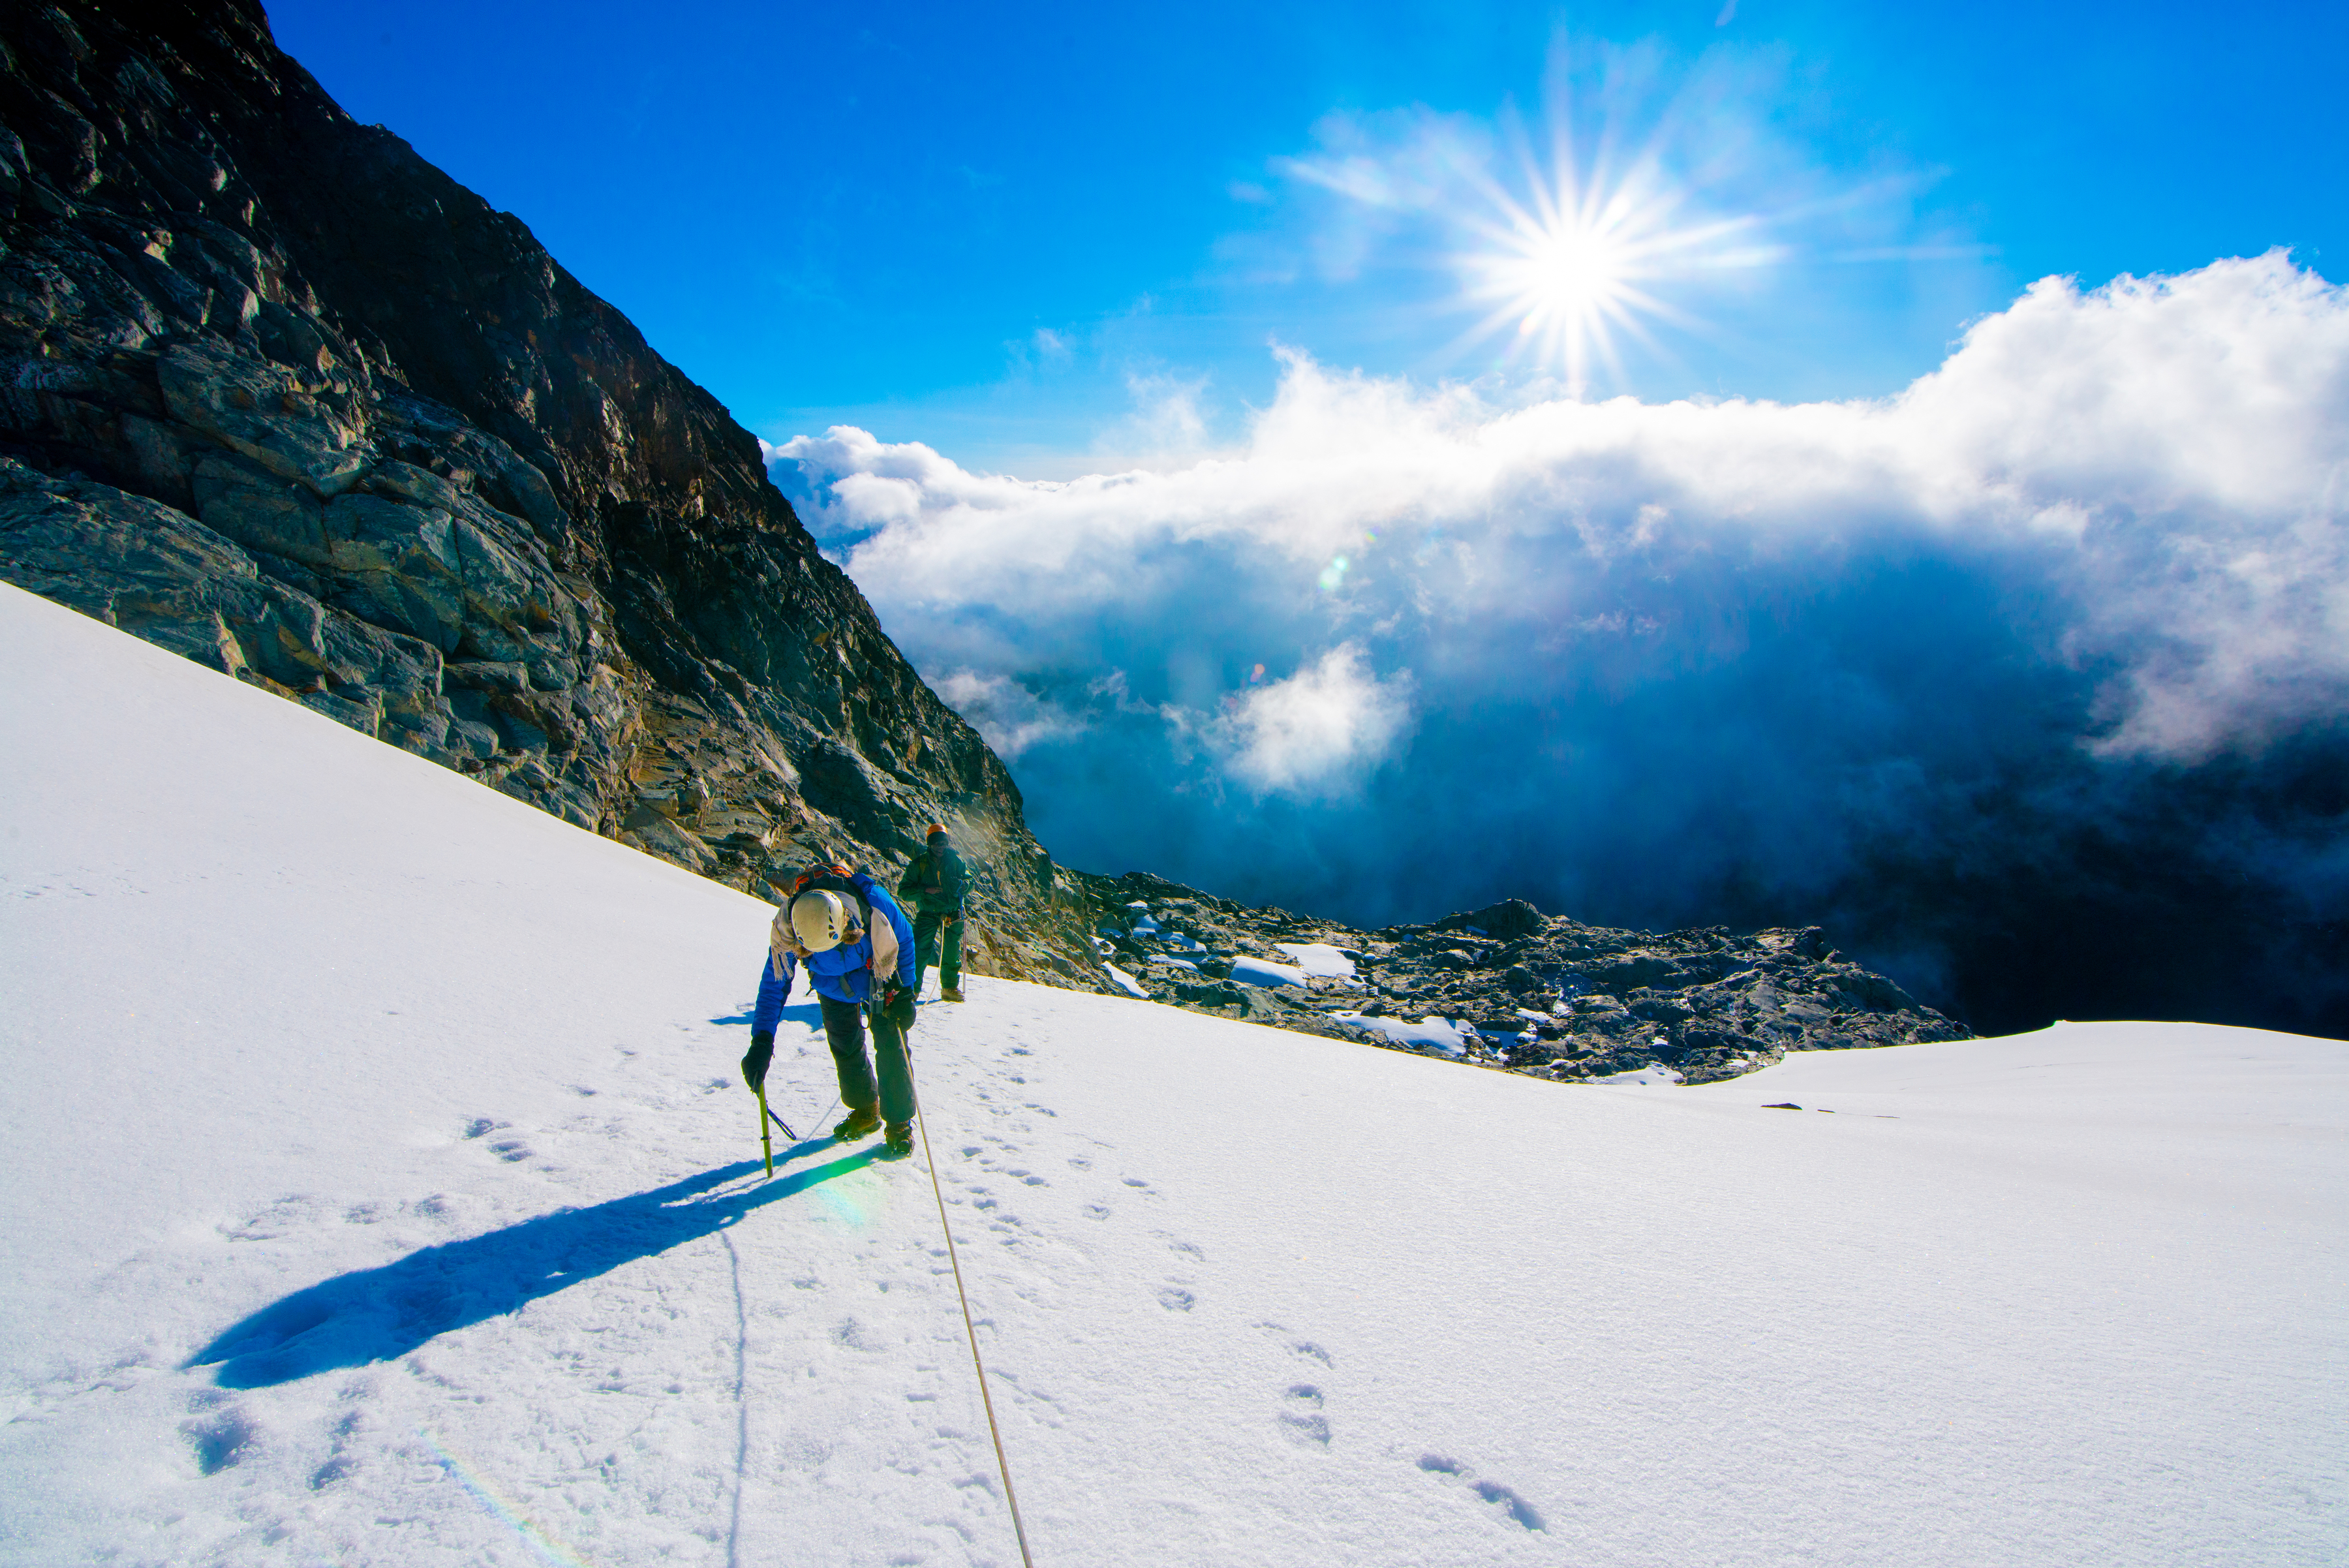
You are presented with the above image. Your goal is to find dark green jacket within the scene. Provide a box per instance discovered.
[897,842,968,913]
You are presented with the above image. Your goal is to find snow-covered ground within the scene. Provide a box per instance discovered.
[3,577,2344,1567]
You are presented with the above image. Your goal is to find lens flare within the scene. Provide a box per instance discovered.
[423,1428,597,1567]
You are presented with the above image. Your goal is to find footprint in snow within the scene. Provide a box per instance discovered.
[1255,1322,1334,1366]
[1280,1385,1330,1447]
[1157,1287,1196,1312]
[311,1401,369,1488]
[1418,1455,1546,1531]
[221,1195,326,1242]
[181,1391,254,1476]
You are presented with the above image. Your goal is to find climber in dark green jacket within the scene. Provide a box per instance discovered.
[897,823,970,1002]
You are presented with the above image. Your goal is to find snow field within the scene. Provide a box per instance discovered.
[3,580,2345,1567]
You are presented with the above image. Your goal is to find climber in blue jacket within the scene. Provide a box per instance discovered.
[741,863,921,1158]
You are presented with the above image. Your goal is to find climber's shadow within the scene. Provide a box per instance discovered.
[185,1147,868,1389]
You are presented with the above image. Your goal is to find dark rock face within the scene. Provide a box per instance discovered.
[1073,876,1972,1083]
[0,0,1098,983]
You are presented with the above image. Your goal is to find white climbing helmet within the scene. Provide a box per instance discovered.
[790,889,858,952]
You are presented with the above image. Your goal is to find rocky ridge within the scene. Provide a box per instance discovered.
[0,0,1098,984]
[1071,870,1971,1083]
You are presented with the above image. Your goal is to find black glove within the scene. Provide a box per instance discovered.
[741,1029,774,1092]
[880,983,917,1033]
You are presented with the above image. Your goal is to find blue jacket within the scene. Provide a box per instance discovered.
[754,872,918,1030]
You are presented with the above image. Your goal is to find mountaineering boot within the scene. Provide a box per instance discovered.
[942,985,964,1002]
[881,1121,914,1159]
[833,1105,881,1143]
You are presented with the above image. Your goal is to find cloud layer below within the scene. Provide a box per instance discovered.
[775,253,2349,1034]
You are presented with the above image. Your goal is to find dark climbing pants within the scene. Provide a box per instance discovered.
[820,994,912,1126]
[913,908,963,990]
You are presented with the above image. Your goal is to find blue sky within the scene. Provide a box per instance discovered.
[265,1,2349,1036]
[271,0,2344,472]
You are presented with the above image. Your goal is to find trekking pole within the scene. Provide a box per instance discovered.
[755,1084,775,1178]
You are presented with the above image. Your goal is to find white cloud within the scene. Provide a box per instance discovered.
[1210,645,1415,795]
[776,252,2349,768]
[928,670,1084,760]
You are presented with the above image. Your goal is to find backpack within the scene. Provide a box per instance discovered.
[773,864,900,983]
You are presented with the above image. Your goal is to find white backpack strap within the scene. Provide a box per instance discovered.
[769,904,797,980]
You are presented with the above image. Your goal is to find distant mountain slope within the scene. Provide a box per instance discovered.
[0,0,1090,983]
[3,578,2341,1567]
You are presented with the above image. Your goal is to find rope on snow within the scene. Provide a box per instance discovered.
[910,1056,1038,1567]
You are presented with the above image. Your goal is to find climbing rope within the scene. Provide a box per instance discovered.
[909,1054,1038,1568]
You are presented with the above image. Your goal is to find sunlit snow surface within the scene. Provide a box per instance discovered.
[2,579,2344,1567]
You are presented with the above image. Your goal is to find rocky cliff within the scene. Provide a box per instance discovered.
[0,0,1098,984]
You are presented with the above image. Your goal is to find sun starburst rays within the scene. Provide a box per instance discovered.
[1445,115,1778,393]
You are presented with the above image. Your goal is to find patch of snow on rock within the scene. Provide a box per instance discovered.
[1274,942,1357,979]
[1595,1062,1687,1086]
[1332,1012,1471,1055]
[1229,955,1308,989]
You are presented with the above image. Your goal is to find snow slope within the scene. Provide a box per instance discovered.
[2,577,2344,1567]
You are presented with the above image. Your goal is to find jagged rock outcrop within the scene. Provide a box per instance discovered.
[1071,872,1971,1083]
[0,0,1101,984]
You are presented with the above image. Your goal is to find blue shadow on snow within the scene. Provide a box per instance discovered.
[185,1143,868,1389]
[713,1001,833,1031]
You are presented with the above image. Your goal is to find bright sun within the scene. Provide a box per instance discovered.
[1522,231,1629,320]
[1448,123,1774,393]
